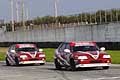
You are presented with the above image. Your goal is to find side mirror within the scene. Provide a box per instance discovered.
[100,47,105,51]
[39,49,43,52]
[64,49,70,53]
[11,50,15,53]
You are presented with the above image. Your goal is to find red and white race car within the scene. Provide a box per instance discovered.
[54,41,111,70]
[5,44,46,66]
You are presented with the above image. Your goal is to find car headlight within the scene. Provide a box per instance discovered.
[78,56,88,60]
[103,55,111,58]
[20,55,27,59]
[39,54,45,57]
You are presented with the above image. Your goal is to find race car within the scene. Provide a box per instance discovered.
[54,41,111,71]
[5,44,46,66]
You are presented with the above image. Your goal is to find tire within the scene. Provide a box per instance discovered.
[15,57,19,66]
[102,66,109,70]
[70,58,76,71]
[54,59,61,70]
[40,63,45,65]
[6,57,10,66]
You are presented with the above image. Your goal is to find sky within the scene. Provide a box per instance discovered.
[0,0,120,22]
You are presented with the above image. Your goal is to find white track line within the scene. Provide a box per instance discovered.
[83,77,120,80]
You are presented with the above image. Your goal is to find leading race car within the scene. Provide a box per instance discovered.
[6,44,46,66]
[54,41,111,71]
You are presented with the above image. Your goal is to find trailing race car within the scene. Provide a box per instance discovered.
[54,41,111,71]
[6,44,46,66]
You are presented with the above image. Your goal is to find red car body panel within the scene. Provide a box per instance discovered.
[71,42,111,67]
[18,52,46,62]
[6,44,46,65]
[73,52,111,64]
[55,41,111,69]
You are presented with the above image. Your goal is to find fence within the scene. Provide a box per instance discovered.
[0,22,120,42]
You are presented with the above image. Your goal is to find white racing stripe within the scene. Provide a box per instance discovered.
[7,54,15,64]
[97,77,120,80]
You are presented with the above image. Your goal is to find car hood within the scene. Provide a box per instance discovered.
[18,51,39,58]
[73,51,99,55]
[73,51,100,59]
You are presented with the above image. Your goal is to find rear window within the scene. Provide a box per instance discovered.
[73,46,99,52]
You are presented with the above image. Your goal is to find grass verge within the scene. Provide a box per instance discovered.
[0,47,8,61]
[43,48,55,62]
[0,52,5,61]
[107,50,120,64]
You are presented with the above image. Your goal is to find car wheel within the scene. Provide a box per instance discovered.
[54,59,61,70]
[6,57,10,66]
[70,58,76,71]
[102,66,109,69]
[15,57,19,66]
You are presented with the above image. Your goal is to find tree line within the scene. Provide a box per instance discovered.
[2,8,120,31]
[33,9,120,25]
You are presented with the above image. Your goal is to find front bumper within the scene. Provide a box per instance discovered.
[76,63,111,68]
[19,60,45,64]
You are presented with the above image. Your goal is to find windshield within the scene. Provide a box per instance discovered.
[73,46,99,52]
[16,47,37,52]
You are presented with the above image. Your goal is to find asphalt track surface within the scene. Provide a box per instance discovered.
[0,62,120,80]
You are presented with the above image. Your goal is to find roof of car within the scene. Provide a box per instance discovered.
[15,44,36,48]
[66,41,96,46]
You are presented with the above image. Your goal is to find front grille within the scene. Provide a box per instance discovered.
[90,60,101,63]
[29,59,39,61]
